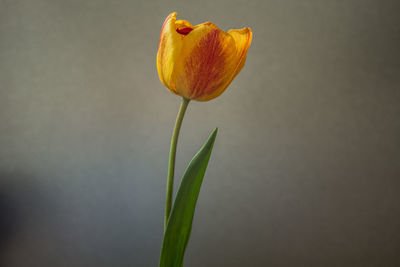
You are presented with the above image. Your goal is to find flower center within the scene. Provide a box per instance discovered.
[176,27,193,35]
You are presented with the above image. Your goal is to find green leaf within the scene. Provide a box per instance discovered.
[159,128,218,267]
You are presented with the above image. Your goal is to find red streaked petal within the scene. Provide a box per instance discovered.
[197,27,253,101]
[170,24,237,100]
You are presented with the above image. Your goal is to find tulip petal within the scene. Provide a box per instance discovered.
[175,19,193,28]
[170,23,238,101]
[228,27,253,77]
[157,12,183,94]
[200,27,253,101]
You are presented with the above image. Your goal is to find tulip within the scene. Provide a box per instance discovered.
[157,12,252,101]
[157,13,253,265]
[158,13,253,242]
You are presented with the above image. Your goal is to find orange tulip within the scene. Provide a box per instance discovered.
[157,12,252,101]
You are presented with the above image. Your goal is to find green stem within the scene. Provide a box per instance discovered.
[165,97,190,231]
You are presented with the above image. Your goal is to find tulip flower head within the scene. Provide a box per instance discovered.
[157,12,252,101]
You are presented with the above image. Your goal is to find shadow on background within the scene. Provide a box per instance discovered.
[0,172,53,264]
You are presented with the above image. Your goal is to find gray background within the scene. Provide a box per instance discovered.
[1,0,400,266]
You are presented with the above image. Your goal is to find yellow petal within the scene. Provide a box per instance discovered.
[157,12,183,94]
[175,19,192,28]
[228,27,253,78]
[170,22,238,101]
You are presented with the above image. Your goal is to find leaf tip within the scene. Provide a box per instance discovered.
[211,127,218,139]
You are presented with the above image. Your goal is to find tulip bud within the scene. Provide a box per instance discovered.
[157,12,252,101]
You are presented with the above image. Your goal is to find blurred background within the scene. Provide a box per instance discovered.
[1,0,400,266]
